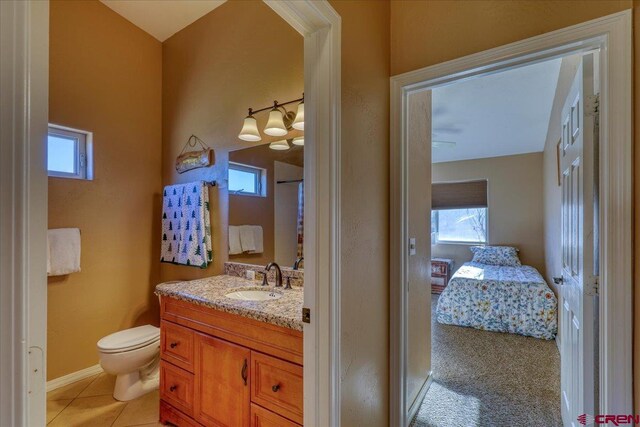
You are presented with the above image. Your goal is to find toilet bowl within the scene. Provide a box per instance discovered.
[97,324,160,401]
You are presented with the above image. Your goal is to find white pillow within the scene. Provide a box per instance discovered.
[470,245,521,267]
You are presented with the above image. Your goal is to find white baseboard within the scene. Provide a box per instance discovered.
[47,364,103,392]
[408,372,433,423]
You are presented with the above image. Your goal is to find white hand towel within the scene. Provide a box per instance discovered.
[251,225,263,254]
[47,228,81,276]
[228,226,242,255]
[239,225,256,253]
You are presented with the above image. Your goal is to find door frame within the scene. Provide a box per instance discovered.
[2,1,342,426]
[389,10,632,426]
[265,2,342,425]
[0,1,49,426]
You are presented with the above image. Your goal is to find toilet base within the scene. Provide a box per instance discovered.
[113,355,159,401]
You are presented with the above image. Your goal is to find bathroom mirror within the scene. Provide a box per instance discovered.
[228,141,304,270]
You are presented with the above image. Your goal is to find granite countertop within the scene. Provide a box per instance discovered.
[155,275,304,331]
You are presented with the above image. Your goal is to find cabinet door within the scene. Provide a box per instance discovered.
[194,333,251,426]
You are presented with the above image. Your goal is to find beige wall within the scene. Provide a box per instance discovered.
[160,0,303,282]
[432,153,545,274]
[391,0,632,76]
[634,0,640,413]
[543,55,581,295]
[329,1,390,425]
[391,0,640,411]
[48,0,162,379]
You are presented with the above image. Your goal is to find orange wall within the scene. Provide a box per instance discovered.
[391,0,638,411]
[48,0,162,379]
[160,0,303,283]
[634,0,640,413]
[329,1,391,425]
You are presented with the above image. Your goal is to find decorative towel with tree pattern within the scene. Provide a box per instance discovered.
[161,181,212,268]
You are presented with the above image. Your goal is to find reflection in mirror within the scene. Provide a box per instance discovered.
[228,143,303,269]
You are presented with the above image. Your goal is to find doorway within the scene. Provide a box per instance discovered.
[390,11,632,427]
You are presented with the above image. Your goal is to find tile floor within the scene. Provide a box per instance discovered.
[47,373,162,427]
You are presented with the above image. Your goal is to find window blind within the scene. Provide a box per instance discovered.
[432,180,488,210]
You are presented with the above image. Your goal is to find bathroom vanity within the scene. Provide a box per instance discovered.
[155,275,303,427]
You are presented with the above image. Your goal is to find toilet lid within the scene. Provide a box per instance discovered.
[97,325,160,353]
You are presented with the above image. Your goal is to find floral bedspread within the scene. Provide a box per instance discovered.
[436,262,557,340]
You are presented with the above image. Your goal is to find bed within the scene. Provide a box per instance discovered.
[436,261,558,340]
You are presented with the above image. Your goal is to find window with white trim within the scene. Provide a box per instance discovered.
[228,162,266,197]
[431,208,488,244]
[47,124,93,180]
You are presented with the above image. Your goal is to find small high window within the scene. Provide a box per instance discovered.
[228,162,266,197]
[47,124,92,180]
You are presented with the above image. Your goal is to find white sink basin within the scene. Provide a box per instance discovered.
[225,289,283,302]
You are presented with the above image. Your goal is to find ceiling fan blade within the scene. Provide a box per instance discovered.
[432,140,456,148]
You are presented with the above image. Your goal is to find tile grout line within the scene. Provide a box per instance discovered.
[47,373,102,425]
[109,400,130,427]
[46,398,74,426]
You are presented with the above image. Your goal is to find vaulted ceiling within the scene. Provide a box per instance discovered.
[100,0,226,41]
[432,58,562,163]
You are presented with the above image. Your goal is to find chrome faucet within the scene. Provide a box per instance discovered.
[293,257,304,270]
[266,262,283,287]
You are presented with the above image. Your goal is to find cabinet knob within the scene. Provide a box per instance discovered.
[271,383,281,392]
[170,342,179,348]
[169,385,178,392]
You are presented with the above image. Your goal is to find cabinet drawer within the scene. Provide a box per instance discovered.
[160,400,202,427]
[161,320,195,372]
[251,404,300,427]
[160,361,194,417]
[251,352,303,424]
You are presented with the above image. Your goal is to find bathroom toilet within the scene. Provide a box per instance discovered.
[97,324,160,401]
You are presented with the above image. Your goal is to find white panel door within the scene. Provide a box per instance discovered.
[559,53,597,427]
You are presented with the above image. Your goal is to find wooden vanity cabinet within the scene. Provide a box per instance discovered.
[159,296,303,427]
[194,333,251,426]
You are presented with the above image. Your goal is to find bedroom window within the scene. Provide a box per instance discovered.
[431,208,488,244]
[228,162,266,197]
[431,179,488,244]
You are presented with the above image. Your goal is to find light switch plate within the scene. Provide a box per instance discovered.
[409,238,416,256]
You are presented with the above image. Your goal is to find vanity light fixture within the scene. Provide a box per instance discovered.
[264,104,288,136]
[269,139,290,151]
[291,101,304,130]
[238,110,261,142]
[238,94,304,142]
[292,136,304,146]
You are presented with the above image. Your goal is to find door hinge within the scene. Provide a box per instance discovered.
[587,276,599,296]
[302,307,311,324]
[585,94,600,116]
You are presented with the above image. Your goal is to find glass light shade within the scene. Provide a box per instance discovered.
[238,116,261,141]
[264,109,288,136]
[292,102,304,130]
[269,140,290,151]
[292,136,304,146]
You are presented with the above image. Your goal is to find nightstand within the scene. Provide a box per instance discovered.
[431,258,454,294]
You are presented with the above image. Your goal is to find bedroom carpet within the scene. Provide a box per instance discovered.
[411,296,562,427]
